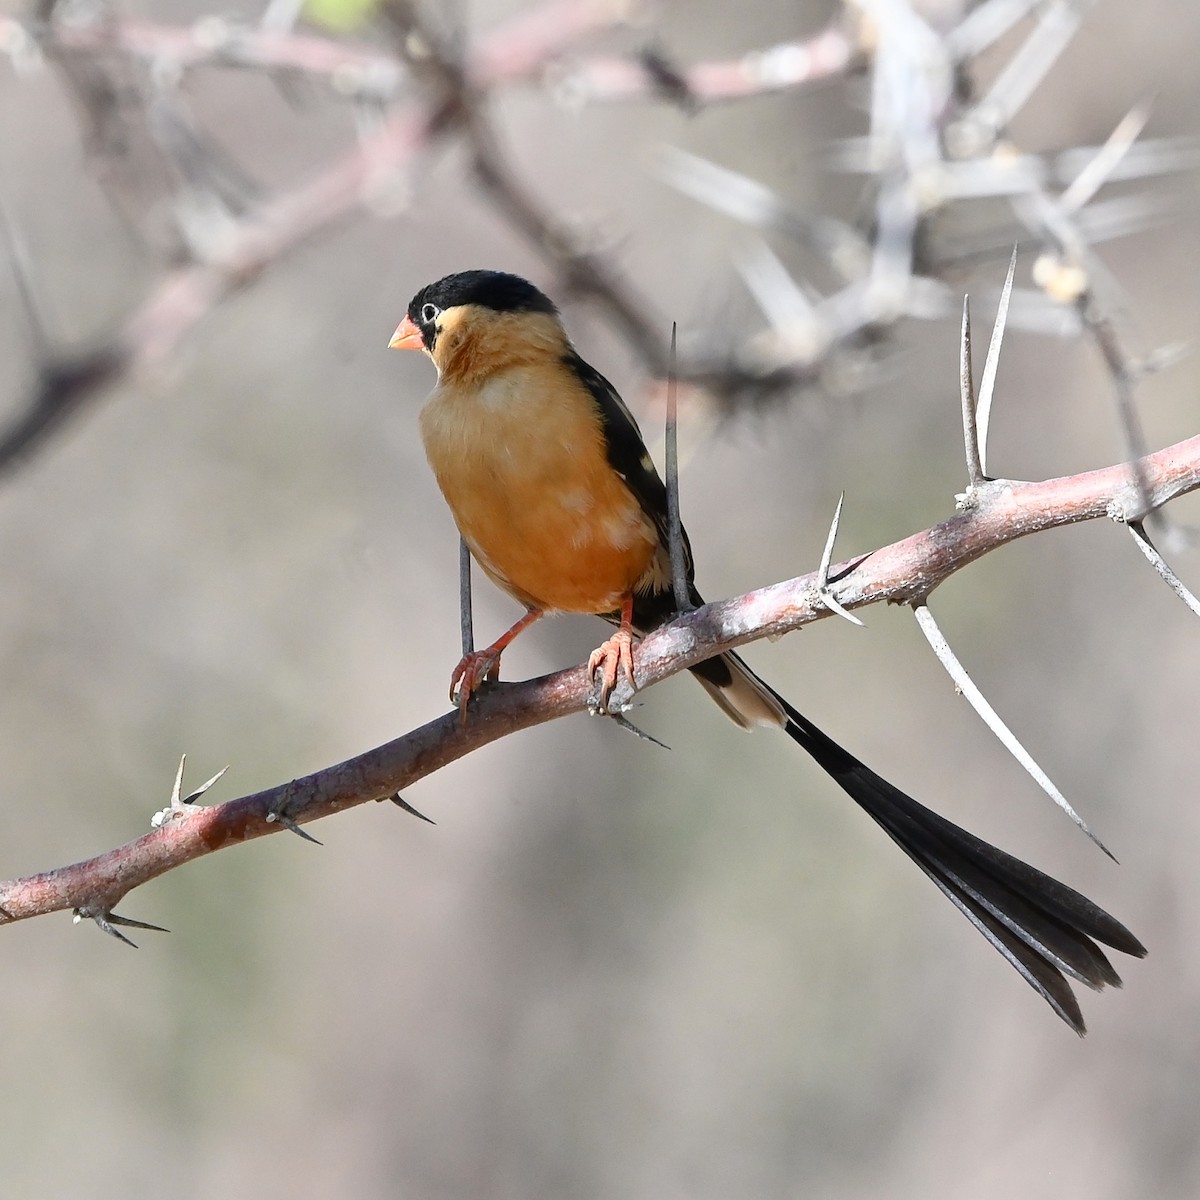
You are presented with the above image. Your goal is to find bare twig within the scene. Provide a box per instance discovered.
[554,23,857,106]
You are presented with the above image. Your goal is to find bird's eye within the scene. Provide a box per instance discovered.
[420,303,440,325]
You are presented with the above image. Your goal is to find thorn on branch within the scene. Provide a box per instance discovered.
[606,712,671,748]
[73,907,169,948]
[911,601,1113,858]
[265,808,324,844]
[816,491,863,626]
[1128,521,1200,617]
[976,246,1017,479]
[959,293,983,489]
[151,753,229,827]
[387,794,437,824]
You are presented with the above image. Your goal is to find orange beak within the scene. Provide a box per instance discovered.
[388,315,425,351]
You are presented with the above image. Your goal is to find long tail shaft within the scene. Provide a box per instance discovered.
[690,650,1146,1034]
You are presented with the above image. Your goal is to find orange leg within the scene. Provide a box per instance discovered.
[587,594,638,713]
[450,608,543,717]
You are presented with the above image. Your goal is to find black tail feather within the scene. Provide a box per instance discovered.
[770,691,1146,1035]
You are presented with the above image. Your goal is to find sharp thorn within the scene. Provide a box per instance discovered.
[960,294,983,486]
[182,764,229,806]
[170,754,186,807]
[977,246,1017,478]
[607,712,671,749]
[816,491,863,624]
[821,591,865,626]
[817,491,845,590]
[76,907,169,948]
[106,911,170,933]
[388,794,437,824]
[265,810,323,845]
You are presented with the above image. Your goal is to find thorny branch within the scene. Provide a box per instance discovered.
[2,432,1199,932]
[1,3,1198,943]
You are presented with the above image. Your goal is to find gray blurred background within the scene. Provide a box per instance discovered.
[2,1,1200,1196]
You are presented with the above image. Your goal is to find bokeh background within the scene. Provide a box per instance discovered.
[3,1,1200,1197]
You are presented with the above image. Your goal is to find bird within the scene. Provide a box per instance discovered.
[389,268,1146,1034]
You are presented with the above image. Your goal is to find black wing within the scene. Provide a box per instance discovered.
[564,350,700,628]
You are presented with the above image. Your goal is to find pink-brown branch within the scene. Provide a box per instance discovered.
[3,433,1197,932]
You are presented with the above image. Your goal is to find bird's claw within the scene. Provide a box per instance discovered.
[587,628,637,713]
[449,648,502,718]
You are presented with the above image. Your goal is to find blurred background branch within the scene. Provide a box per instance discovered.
[6,0,1192,472]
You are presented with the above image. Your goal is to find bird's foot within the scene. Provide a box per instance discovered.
[450,647,503,718]
[587,628,637,713]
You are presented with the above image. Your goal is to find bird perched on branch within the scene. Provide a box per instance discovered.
[389,268,1145,1034]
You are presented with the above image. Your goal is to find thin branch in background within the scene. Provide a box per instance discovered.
[0,0,635,479]
[911,602,1111,856]
[1081,301,1152,518]
[553,22,857,106]
[1128,522,1200,616]
[1011,106,1195,526]
[467,0,638,88]
[0,193,52,361]
[1052,107,1164,525]
[970,0,1087,137]
[946,0,1042,60]
[1053,134,1200,190]
[1059,101,1151,214]
[735,238,829,378]
[2,0,1190,470]
[659,147,868,283]
[6,14,405,90]
[465,118,666,372]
